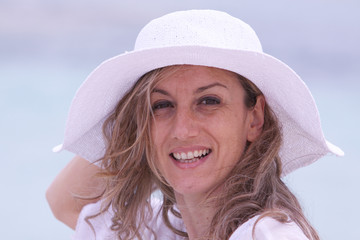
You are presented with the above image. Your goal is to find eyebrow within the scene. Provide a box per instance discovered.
[152,88,170,96]
[152,82,228,96]
[195,82,228,93]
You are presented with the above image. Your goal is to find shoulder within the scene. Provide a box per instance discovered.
[73,200,115,240]
[73,197,184,240]
[229,215,309,240]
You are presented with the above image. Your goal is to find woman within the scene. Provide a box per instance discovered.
[47,10,343,240]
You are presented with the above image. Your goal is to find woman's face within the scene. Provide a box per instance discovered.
[150,65,260,198]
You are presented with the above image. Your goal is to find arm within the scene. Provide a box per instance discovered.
[46,155,105,230]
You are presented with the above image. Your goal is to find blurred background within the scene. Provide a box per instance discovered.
[1,0,359,239]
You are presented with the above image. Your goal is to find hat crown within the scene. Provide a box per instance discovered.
[135,10,263,52]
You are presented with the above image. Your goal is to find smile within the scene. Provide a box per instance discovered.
[170,149,212,163]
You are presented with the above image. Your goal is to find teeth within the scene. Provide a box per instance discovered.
[177,158,198,163]
[194,150,199,157]
[171,149,211,162]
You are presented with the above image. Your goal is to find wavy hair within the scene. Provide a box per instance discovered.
[92,65,319,240]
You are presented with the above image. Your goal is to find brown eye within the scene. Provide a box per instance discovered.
[152,100,173,110]
[199,97,220,105]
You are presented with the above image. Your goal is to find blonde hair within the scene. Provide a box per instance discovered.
[92,65,319,240]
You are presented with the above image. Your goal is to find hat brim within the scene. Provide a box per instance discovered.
[57,46,344,176]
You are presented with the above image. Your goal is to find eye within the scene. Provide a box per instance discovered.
[152,100,174,110]
[199,96,221,105]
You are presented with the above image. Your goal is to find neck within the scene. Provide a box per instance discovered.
[175,192,218,240]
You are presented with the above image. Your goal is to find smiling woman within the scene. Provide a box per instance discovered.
[46,9,343,240]
[150,66,257,197]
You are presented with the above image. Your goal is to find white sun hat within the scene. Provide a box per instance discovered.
[54,9,343,176]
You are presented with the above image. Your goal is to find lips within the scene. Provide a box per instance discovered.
[170,149,211,163]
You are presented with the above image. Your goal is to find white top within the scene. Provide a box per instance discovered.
[74,198,309,240]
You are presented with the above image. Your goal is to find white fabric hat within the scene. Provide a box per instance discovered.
[54,9,344,176]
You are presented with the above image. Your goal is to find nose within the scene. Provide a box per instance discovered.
[171,108,199,140]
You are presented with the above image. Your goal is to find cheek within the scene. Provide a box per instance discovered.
[150,122,167,167]
[150,121,162,149]
[215,112,249,158]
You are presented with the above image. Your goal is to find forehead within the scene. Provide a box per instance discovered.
[151,65,240,89]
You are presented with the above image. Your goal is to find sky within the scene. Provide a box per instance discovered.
[0,0,359,239]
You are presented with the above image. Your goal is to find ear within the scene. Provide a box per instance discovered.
[246,95,265,142]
